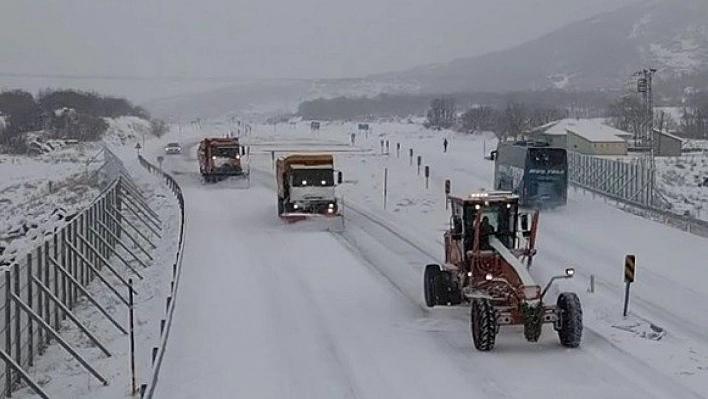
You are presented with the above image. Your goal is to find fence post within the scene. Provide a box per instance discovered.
[60,228,67,318]
[417,156,422,175]
[36,246,44,353]
[13,264,20,370]
[52,233,59,330]
[5,269,12,397]
[129,278,136,395]
[425,166,430,189]
[26,254,33,366]
[43,241,50,346]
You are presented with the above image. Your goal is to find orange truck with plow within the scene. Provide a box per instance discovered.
[424,190,582,351]
[198,137,249,187]
[276,154,344,230]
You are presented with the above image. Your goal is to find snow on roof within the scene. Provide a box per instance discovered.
[533,118,627,143]
[653,129,685,142]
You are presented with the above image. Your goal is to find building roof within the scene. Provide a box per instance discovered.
[653,129,686,143]
[530,118,627,143]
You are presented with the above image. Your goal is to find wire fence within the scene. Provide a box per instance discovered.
[567,151,708,238]
[0,147,171,398]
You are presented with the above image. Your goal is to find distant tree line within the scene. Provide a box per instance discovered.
[454,102,568,140]
[297,90,612,127]
[605,91,708,140]
[0,88,163,153]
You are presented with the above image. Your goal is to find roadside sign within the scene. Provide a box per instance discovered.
[624,255,636,283]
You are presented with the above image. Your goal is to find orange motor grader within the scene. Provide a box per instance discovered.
[424,190,582,351]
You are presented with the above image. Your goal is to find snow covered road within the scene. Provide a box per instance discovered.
[149,144,692,399]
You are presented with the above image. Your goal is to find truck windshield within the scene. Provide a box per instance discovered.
[212,146,239,158]
[292,169,334,187]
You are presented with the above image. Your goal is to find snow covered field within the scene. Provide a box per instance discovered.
[0,119,184,399]
[133,118,708,398]
[0,142,104,267]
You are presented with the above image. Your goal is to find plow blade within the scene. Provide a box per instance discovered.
[280,213,345,232]
[203,173,251,189]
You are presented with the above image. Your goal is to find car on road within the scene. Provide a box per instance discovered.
[165,142,182,154]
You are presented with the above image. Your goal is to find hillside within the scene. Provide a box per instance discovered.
[378,0,708,92]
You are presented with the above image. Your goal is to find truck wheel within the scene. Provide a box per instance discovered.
[470,298,497,351]
[423,264,441,307]
[556,292,582,348]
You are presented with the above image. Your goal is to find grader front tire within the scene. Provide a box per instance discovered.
[470,298,497,351]
[557,292,583,348]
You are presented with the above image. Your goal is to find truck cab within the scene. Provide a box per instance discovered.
[276,154,343,217]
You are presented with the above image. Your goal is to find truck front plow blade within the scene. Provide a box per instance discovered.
[279,213,345,232]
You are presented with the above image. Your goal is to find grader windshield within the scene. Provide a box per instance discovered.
[462,199,518,250]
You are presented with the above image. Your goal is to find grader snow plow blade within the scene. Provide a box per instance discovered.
[280,213,345,232]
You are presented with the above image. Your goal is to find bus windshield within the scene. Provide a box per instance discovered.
[528,148,566,169]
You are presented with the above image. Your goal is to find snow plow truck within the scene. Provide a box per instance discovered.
[198,137,250,187]
[424,190,582,351]
[276,154,344,230]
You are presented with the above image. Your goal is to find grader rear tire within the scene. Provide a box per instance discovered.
[470,298,497,351]
[557,292,583,348]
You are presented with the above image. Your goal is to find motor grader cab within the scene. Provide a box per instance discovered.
[198,137,250,186]
[424,190,582,351]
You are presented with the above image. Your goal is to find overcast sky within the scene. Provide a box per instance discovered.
[0,0,639,101]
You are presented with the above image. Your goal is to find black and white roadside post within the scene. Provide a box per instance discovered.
[396,143,400,158]
[383,168,388,209]
[380,139,385,154]
[417,156,422,176]
[129,278,136,395]
[135,142,141,157]
[445,179,451,209]
[623,255,636,317]
[425,166,430,189]
[157,156,164,171]
[385,140,390,155]
[409,148,413,165]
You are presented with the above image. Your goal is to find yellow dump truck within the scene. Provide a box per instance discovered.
[276,154,343,221]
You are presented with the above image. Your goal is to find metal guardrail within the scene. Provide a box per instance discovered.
[136,155,185,399]
[0,147,164,398]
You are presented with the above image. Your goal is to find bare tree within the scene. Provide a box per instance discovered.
[607,96,644,143]
[461,106,498,132]
[680,92,708,139]
[425,97,456,129]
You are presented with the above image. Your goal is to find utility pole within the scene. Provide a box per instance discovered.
[634,68,657,205]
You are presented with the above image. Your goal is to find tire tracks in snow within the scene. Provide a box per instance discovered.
[340,201,705,399]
